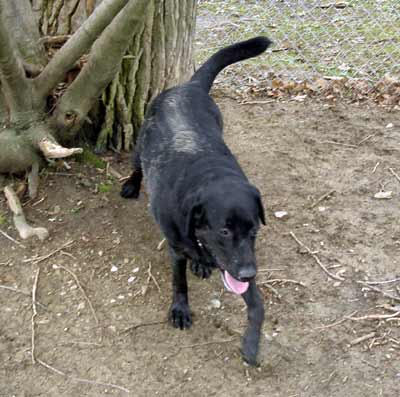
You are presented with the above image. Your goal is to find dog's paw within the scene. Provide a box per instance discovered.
[241,335,260,366]
[120,180,140,199]
[169,302,192,330]
[190,260,213,279]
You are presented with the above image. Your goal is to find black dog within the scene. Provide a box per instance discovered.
[121,37,271,365]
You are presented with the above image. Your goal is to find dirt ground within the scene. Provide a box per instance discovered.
[1,96,399,397]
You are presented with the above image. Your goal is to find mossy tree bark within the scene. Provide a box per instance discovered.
[0,0,197,173]
[0,0,196,239]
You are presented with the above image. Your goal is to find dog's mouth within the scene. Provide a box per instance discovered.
[221,270,249,295]
[196,239,250,294]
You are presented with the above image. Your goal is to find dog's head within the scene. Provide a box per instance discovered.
[185,182,265,294]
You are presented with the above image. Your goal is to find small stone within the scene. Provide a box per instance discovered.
[210,298,221,309]
[374,191,393,199]
[132,267,140,273]
[386,123,393,129]
[111,265,118,273]
[274,210,288,219]
[128,276,136,284]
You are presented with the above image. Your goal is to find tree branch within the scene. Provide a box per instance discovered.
[0,3,32,119]
[1,0,47,73]
[35,0,129,101]
[53,0,149,135]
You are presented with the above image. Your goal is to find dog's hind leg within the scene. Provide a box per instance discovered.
[241,280,264,365]
[120,149,143,199]
[168,245,192,329]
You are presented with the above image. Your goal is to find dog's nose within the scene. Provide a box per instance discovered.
[238,267,256,281]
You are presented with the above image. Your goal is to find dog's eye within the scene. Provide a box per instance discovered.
[219,228,231,237]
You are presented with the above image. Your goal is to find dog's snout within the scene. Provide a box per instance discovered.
[238,266,256,281]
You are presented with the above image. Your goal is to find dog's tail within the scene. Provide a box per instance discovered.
[190,36,272,93]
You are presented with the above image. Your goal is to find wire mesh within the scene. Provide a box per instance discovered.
[197,1,400,85]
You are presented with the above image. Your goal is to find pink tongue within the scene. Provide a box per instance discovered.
[223,270,249,295]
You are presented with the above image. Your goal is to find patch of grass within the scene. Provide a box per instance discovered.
[197,0,400,83]
[98,183,112,193]
[0,212,7,226]
[76,148,106,169]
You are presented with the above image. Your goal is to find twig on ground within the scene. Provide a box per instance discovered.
[309,189,336,209]
[23,240,74,265]
[321,141,357,148]
[361,359,379,369]
[389,168,400,184]
[347,312,400,321]
[362,278,400,285]
[357,281,400,302]
[349,332,376,346]
[313,310,358,331]
[179,337,238,349]
[372,162,380,173]
[357,131,380,146]
[56,264,99,325]
[0,284,47,310]
[258,268,286,273]
[146,263,161,293]
[262,278,307,287]
[262,283,282,300]
[240,100,275,105]
[157,238,166,251]
[31,268,40,364]
[289,231,344,281]
[121,320,167,334]
[36,359,130,393]
[0,228,27,248]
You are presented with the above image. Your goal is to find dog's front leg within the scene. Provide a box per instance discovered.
[241,280,264,365]
[168,245,192,329]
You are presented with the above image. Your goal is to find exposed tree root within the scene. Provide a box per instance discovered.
[38,138,83,159]
[4,185,49,241]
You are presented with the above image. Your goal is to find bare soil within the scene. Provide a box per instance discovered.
[1,97,399,397]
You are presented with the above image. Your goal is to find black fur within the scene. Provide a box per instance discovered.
[121,37,271,365]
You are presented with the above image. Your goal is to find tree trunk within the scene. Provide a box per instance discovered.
[97,0,196,151]
[0,0,197,173]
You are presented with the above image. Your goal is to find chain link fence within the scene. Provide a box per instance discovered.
[197,1,400,99]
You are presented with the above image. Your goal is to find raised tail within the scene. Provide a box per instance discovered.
[190,36,272,93]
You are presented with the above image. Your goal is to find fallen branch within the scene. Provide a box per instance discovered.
[121,320,167,334]
[36,358,130,393]
[262,278,307,287]
[4,185,49,241]
[0,228,26,248]
[389,168,400,184]
[179,337,238,349]
[347,311,400,321]
[313,310,358,331]
[23,240,74,265]
[0,284,47,310]
[55,264,99,325]
[309,189,336,209]
[289,231,344,281]
[31,268,40,364]
[349,332,376,346]
[357,280,400,302]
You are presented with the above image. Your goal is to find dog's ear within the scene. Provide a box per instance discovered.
[185,203,205,240]
[251,186,265,225]
[185,200,206,241]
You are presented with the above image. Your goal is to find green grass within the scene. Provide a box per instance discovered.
[98,183,112,193]
[76,148,106,169]
[197,0,400,84]
[0,212,7,226]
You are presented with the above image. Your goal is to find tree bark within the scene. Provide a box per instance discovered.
[0,0,197,173]
[98,0,197,151]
